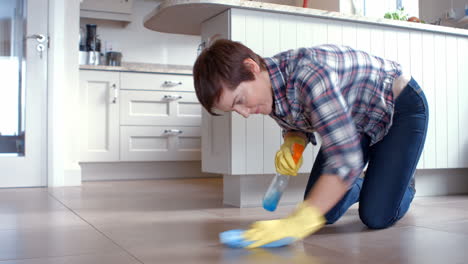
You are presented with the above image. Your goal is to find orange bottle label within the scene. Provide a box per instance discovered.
[292,143,305,164]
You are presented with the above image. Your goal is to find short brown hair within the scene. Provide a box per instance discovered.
[193,39,266,115]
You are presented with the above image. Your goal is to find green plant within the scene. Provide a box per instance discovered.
[384,7,408,21]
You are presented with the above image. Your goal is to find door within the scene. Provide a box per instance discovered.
[79,70,120,162]
[0,0,48,187]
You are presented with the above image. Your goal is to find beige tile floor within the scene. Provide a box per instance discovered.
[1,178,468,264]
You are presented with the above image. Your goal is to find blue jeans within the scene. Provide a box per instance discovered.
[304,78,429,229]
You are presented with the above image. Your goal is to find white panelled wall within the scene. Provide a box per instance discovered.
[228,8,468,174]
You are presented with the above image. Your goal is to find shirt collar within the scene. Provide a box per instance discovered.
[265,57,288,118]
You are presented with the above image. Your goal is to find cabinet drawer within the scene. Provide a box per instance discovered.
[120,90,201,126]
[121,72,194,92]
[120,126,201,161]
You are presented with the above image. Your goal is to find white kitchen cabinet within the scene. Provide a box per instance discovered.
[80,0,133,22]
[79,69,202,163]
[195,7,468,207]
[120,90,201,127]
[119,71,202,162]
[201,8,468,175]
[120,126,201,161]
[199,11,232,174]
[79,70,120,162]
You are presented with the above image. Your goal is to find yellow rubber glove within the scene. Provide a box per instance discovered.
[243,202,325,248]
[275,135,306,176]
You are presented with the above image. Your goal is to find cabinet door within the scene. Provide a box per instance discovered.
[120,90,201,126]
[120,126,201,161]
[79,70,120,162]
[200,10,231,174]
[80,0,133,14]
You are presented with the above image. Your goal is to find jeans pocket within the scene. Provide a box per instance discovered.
[395,83,428,115]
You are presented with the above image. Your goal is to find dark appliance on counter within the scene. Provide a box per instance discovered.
[78,24,103,65]
[106,51,122,66]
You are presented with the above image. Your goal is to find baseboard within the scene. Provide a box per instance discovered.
[63,167,82,186]
[80,161,221,181]
[415,168,468,196]
[223,169,468,208]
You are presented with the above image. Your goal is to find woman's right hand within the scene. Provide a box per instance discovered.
[275,135,306,176]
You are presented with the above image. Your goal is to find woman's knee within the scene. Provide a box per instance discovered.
[360,191,415,229]
[359,207,402,229]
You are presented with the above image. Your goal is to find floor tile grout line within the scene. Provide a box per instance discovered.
[0,251,131,263]
[47,192,144,264]
[410,224,468,237]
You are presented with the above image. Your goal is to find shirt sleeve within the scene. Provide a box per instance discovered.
[298,66,364,185]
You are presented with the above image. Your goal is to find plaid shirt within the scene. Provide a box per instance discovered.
[265,44,402,184]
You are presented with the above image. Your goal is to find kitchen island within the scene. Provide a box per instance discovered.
[145,0,468,207]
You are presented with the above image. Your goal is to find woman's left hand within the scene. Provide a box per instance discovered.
[243,202,326,248]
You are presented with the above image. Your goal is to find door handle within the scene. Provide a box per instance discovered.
[112,84,118,104]
[163,95,182,101]
[163,81,183,87]
[25,34,47,43]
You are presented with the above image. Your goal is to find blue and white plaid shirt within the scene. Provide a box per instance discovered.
[265,44,402,184]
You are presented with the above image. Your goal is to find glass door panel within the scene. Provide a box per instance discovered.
[0,0,26,156]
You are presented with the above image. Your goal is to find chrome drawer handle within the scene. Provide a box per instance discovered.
[163,80,182,87]
[163,95,182,101]
[163,129,183,136]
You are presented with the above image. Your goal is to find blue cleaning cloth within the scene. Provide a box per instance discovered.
[219,229,295,248]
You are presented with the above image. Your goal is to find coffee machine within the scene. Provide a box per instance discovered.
[78,24,102,65]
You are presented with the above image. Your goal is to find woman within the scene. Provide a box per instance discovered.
[193,39,428,248]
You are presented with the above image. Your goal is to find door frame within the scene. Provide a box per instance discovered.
[47,0,82,187]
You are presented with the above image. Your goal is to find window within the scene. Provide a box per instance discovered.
[361,0,419,18]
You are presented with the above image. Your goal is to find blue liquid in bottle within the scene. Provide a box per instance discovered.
[263,173,290,212]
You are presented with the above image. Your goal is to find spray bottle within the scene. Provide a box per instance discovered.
[263,143,305,212]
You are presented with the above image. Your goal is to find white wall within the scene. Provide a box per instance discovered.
[48,0,82,186]
[354,0,418,18]
[79,0,200,65]
[420,0,467,23]
[301,0,418,18]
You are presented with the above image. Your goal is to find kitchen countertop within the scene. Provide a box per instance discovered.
[79,62,193,75]
[144,0,468,37]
